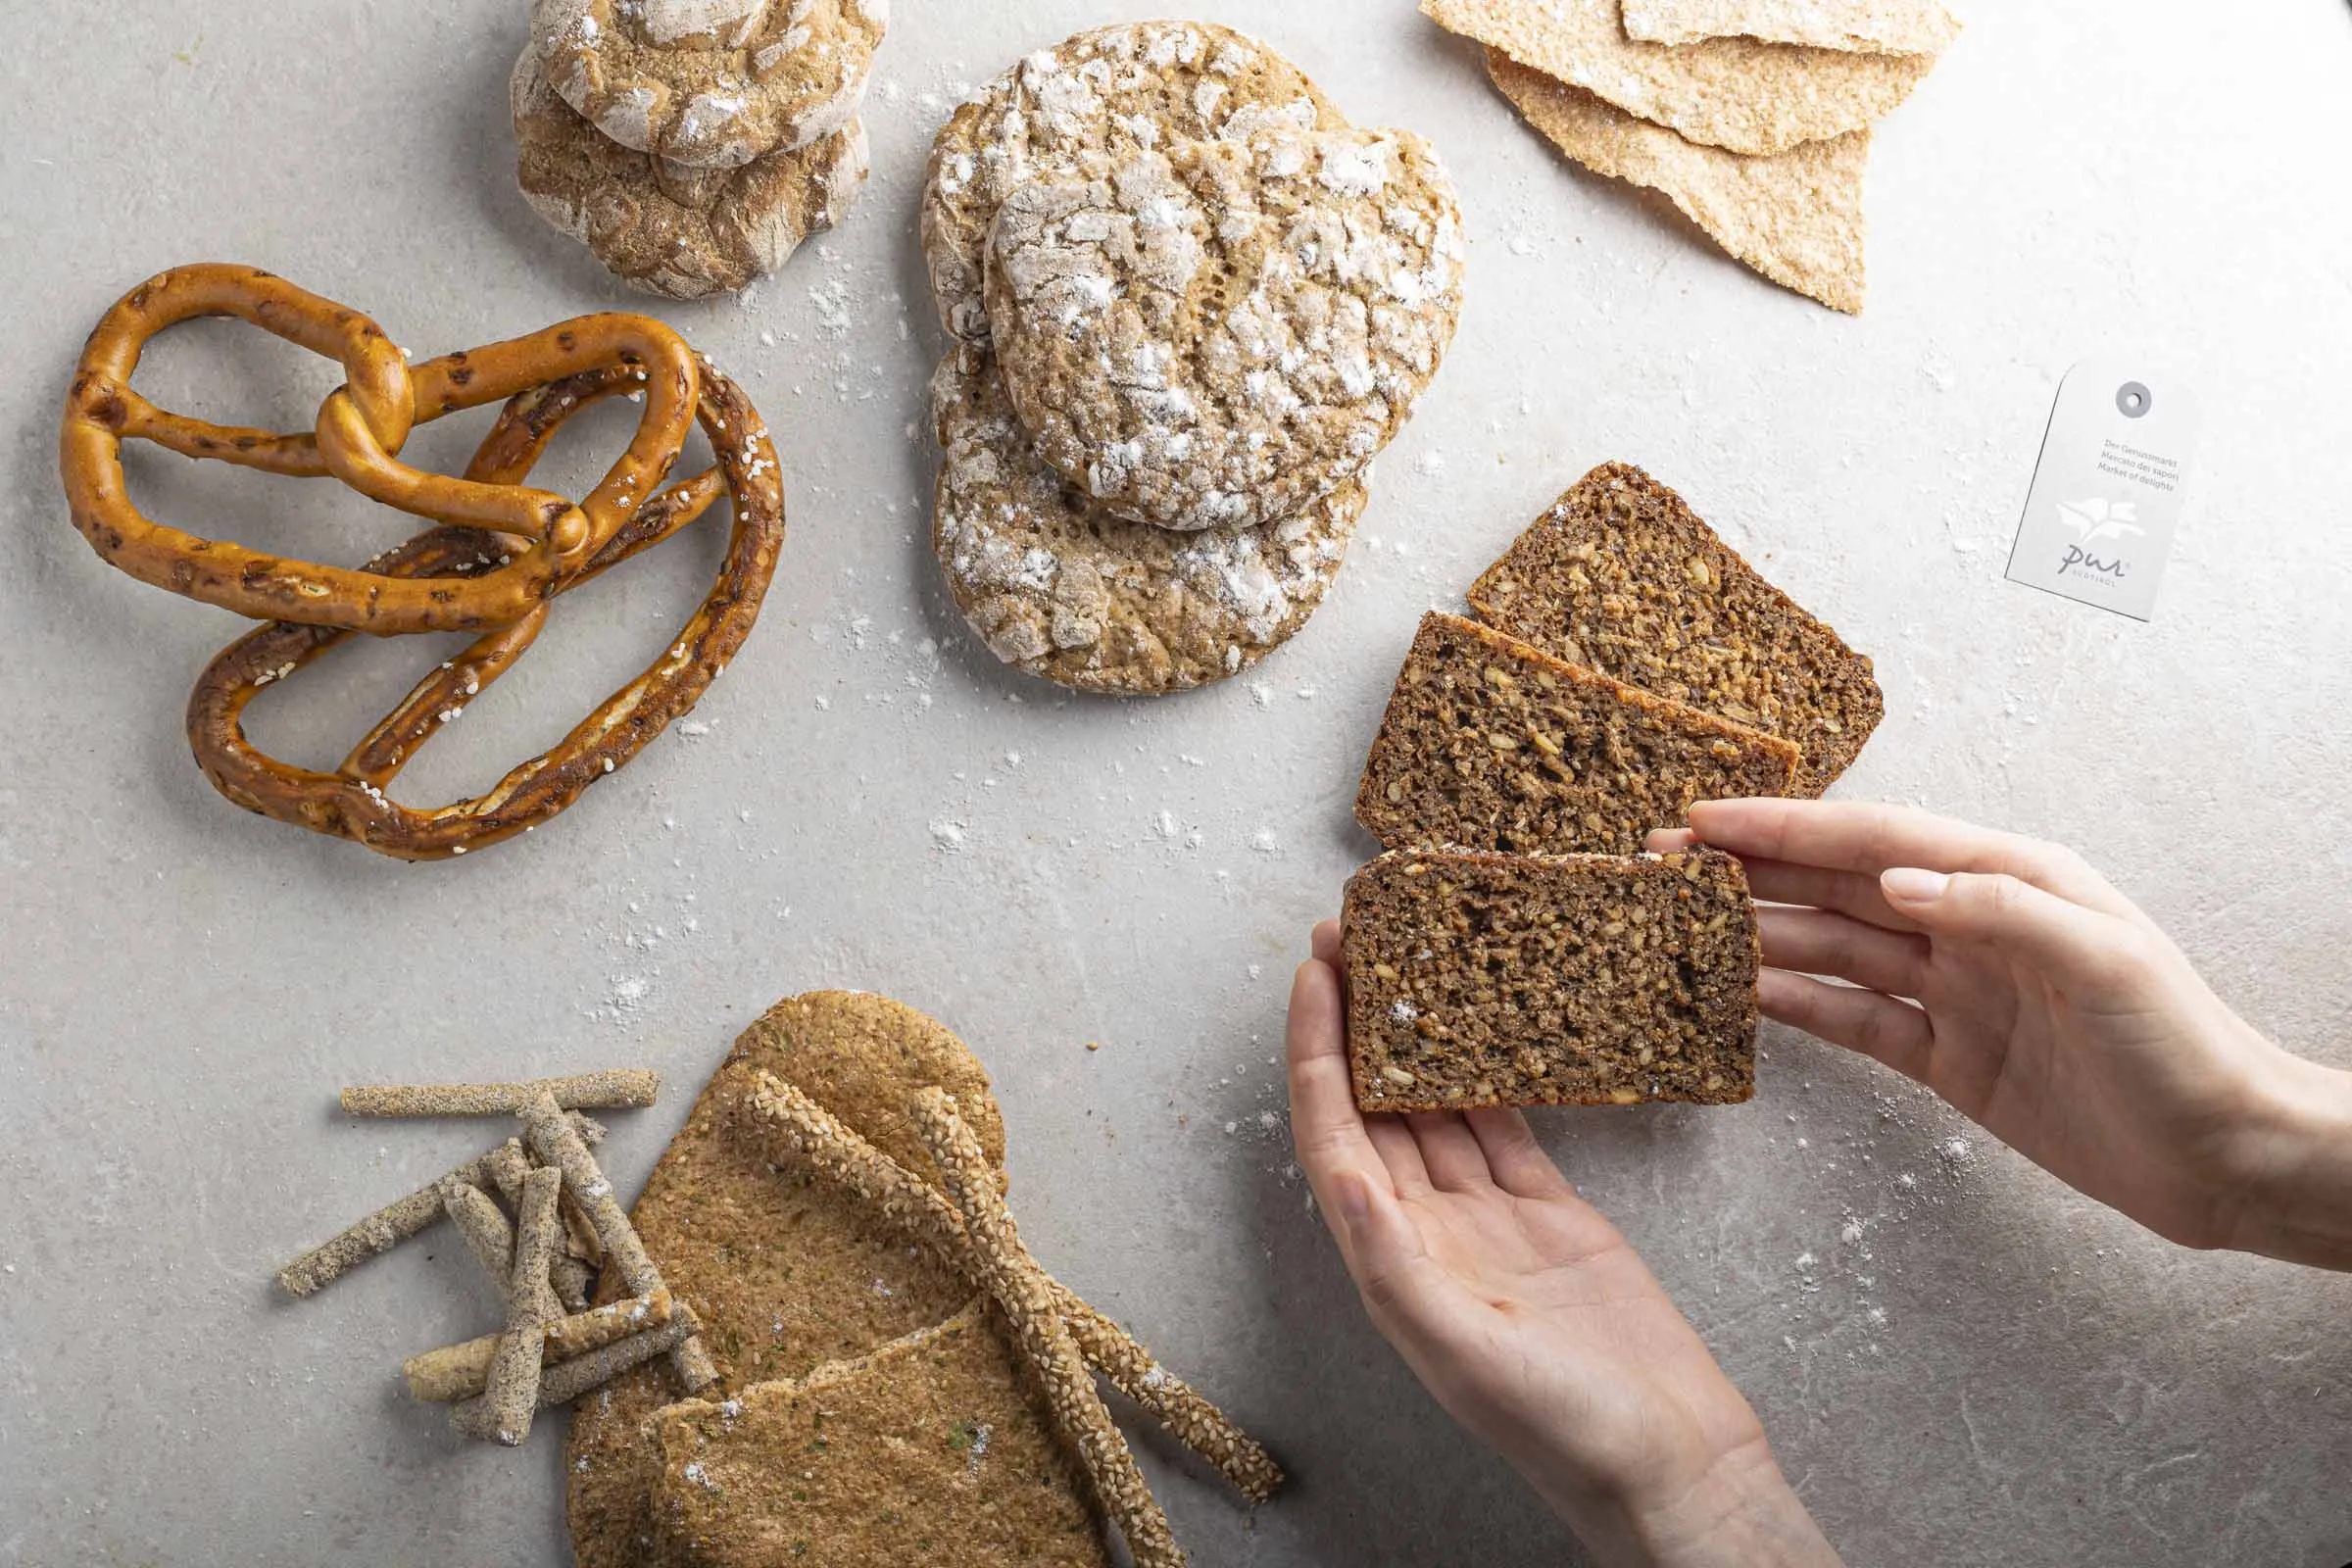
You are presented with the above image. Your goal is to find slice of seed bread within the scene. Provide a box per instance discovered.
[1468,464,1882,796]
[1342,846,1759,1111]
[1355,612,1800,856]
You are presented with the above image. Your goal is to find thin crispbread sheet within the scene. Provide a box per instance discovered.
[1490,52,1869,314]
[1622,0,1961,55]
[1424,0,1930,156]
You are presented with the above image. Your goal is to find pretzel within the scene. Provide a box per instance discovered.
[183,357,782,859]
[60,263,701,633]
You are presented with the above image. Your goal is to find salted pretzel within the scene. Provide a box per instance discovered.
[61,264,701,633]
[185,359,783,859]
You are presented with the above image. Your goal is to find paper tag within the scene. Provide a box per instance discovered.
[2006,360,2202,621]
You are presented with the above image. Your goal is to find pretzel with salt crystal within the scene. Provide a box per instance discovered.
[184,358,782,859]
[61,263,702,633]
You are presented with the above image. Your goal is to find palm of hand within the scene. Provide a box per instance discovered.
[1375,1173,1767,1511]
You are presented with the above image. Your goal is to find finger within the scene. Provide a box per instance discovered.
[1462,1107,1575,1200]
[1405,1112,1494,1193]
[1330,1170,1458,1330]
[1758,906,1933,998]
[1880,868,2144,1004]
[1365,1115,1435,1198]
[1758,969,1934,1081]
[1310,918,1341,968]
[1740,858,1923,933]
[1689,799,2131,914]
[1286,958,1390,1204]
[1643,826,1698,853]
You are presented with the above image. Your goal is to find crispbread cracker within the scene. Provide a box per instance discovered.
[649,1302,1110,1566]
[1623,0,1961,55]
[1423,0,1929,156]
[1489,54,1868,315]
[1468,463,1884,796]
[565,992,1009,1568]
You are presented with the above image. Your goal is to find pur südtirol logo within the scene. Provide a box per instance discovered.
[2054,497,2139,580]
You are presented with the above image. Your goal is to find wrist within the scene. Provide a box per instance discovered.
[2220,1046,2352,1271]
[1546,1440,1840,1568]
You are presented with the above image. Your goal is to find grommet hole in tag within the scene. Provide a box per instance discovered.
[2007,360,2203,622]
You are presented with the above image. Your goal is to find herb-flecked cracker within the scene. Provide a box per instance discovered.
[1489,53,1869,315]
[1423,0,1930,157]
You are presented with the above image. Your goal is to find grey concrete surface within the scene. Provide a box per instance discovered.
[5,2,2352,1563]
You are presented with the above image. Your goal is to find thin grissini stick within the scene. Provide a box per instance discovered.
[273,1113,604,1299]
[484,1142,597,1308]
[518,1093,717,1394]
[467,1166,562,1446]
[745,1071,1283,1503]
[912,1089,1186,1568]
[448,1304,702,1433]
[340,1070,660,1118]
[439,1178,565,1324]
[403,1290,675,1403]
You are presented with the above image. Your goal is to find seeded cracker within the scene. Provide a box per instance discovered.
[985,122,1464,532]
[533,0,883,168]
[1357,612,1799,857]
[931,345,1364,694]
[650,1303,1107,1567]
[1622,0,1962,56]
[1343,847,1760,1111]
[1469,464,1884,795]
[512,46,868,300]
[565,993,1011,1568]
[1421,0,1930,157]
[1488,54,1869,315]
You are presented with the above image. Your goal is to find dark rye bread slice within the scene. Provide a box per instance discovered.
[1468,463,1883,796]
[1342,847,1759,1111]
[1355,612,1800,857]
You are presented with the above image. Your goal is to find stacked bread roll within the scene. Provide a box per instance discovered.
[510,0,884,298]
[919,22,1469,696]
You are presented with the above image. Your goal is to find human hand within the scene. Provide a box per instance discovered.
[1652,799,2352,1270]
[1288,922,1840,1568]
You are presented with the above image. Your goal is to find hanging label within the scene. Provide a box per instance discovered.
[2006,360,2202,621]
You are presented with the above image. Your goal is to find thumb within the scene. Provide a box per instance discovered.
[1331,1170,1451,1327]
[1881,866,2136,996]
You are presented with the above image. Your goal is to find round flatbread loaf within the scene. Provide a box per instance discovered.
[920,20,1347,345]
[533,0,883,169]
[984,122,1464,531]
[513,46,868,299]
[931,344,1364,695]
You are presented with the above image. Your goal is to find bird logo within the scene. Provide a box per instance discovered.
[2055,497,2143,546]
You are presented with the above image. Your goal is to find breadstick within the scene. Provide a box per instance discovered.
[745,1071,1282,1502]
[439,1178,565,1324]
[273,1114,604,1299]
[469,1166,562,1446]
[449,1304,702,1435]
[340,1070,660,1118]
[518,1094,716,1394]
[911,1089,1185,1568]
[484,1142,596,1308]
[402,1290,675,1403]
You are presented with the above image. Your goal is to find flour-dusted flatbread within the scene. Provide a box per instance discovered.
[1622,0,1961,56]
[985,123,1464,532]
[1490,52,1869,314]
[1424,0,1929,156]
[512,46,868,299]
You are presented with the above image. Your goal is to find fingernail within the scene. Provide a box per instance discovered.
[1883,867,1951,905]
